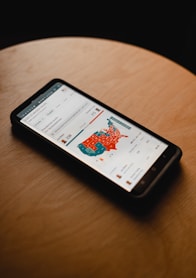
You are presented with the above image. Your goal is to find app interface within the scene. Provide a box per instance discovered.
[19,83,168,192]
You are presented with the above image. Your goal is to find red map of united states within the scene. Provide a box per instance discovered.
[78,119,128,156]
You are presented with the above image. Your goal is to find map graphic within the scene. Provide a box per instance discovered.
[78,119,128,156]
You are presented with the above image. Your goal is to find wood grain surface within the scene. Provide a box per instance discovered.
[0,37,196,278]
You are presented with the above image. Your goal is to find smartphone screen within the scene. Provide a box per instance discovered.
[11,79,182,197]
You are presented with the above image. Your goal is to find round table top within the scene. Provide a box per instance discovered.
[0,37,196,278]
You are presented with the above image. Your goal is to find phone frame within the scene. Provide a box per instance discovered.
[10,78,182,199]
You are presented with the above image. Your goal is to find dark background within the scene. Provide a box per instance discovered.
[1,3,195,74]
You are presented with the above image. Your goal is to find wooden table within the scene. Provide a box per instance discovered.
[0,37,195,278]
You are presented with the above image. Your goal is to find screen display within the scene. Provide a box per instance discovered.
[18,82,168,192]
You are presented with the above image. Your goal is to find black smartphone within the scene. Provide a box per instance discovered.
[10,78,182,198]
